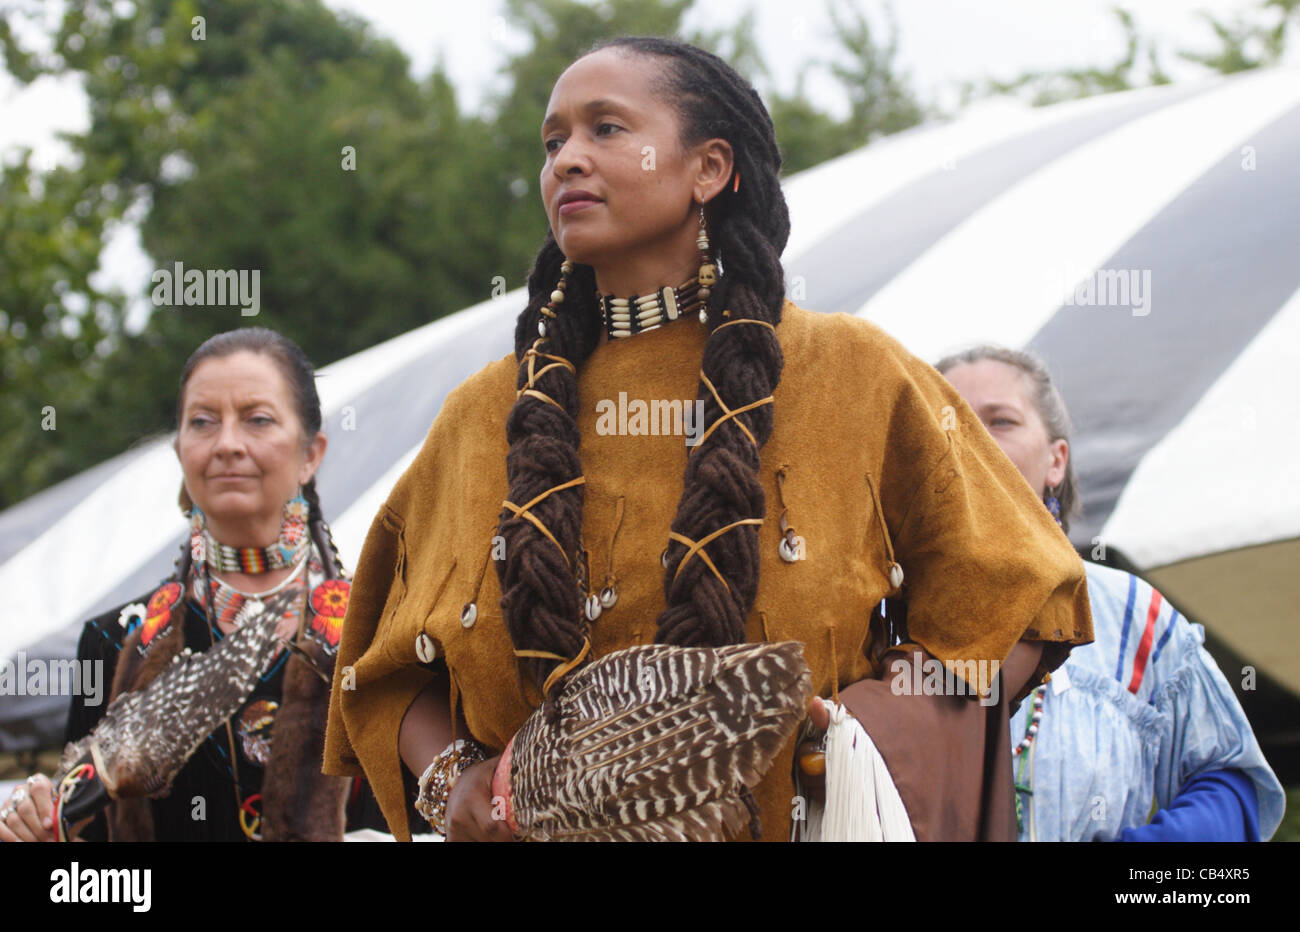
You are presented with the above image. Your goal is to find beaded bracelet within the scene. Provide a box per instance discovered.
[415,739,488,835]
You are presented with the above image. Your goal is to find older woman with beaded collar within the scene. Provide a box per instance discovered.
[0,328,386,842]
[325,37,1094,842]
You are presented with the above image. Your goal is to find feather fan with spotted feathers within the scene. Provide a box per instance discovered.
[54,587,297,813]
[505,640,813,841]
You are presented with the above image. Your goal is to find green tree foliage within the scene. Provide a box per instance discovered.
[1,0,500,504]
[771,0,925,174]
[826,0,923,145]
[0,153,125,506]
[1178,0,1300,74]
[768,77,855,176]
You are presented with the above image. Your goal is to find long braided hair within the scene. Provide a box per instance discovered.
[497,37,790,695]
[172,328,344,581]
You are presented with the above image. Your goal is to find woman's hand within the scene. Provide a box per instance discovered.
[444,756,517,842]
[0,775,56,843]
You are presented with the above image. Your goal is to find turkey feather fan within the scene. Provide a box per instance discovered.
[56,587,298,804]
[507,640,813,842]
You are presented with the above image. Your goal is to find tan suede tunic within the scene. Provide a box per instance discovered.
[324,302,1092,841]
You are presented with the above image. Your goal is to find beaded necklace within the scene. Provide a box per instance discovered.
[601,275,707,340]
[198,553,310,841]
[190,494,311,573]
[188,504,312,840]
[1013,503,1066,836]
[1013,684,1046,836]
[193,553,309,632]
[539,205,718,344]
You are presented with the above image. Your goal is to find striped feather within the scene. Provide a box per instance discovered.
[57,588,297,798]
[510,641,812,842]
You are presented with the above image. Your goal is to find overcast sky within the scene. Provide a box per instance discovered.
[1,0,1281,168]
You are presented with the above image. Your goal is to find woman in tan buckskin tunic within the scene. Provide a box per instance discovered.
[324,36,1092,842]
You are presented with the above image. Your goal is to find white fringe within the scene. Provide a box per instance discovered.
[803,702,915,842]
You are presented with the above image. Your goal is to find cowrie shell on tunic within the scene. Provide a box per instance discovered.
[460,602,478,629]
[415,632,437,663]
[599,586,618,609]
[888,562,904,589]
[585,593,602,622]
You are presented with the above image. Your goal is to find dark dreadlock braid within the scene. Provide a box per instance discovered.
[175,327,346,580]
[496,37,790,694]
[502,235,602,692]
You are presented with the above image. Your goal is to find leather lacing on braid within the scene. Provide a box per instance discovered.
[495,37,790,713]
[667,317,777,595]
[504,340,594,706]
[645,35,788,651]
[497,241,598,715]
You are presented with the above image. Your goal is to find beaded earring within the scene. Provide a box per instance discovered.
[696,206,716,325]
[1045,488,1062,525]
[538,259,574,338]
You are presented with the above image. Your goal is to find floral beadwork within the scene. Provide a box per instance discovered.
[139,581,183,651]
[308,579,349,650]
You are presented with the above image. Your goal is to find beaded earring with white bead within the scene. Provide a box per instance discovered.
[697,207,716,325]
[538,259,574,338]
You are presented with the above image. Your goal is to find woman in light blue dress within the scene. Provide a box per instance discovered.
[939,346,1283,841]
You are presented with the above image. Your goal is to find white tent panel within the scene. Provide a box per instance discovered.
[0,445,182,661]
[1102,283,1300,568]
[781,80,1209,264]
[850,66,1300,366]
[332,445,421,573]
[313,288,526,415]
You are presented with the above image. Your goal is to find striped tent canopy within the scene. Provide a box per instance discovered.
[3,65,1298,757]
